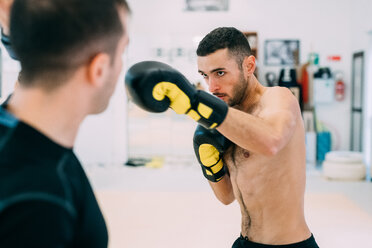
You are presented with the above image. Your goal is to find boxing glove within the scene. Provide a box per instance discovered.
[193,124,231,182]
[1,31,18,60]
[125,61,228,129]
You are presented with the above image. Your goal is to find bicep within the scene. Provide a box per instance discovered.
[264,109,296,135]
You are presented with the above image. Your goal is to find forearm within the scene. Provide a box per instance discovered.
[208,174,235,205]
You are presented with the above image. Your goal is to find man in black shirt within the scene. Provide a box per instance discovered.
[0,109,108,247]
[0,0,130,247]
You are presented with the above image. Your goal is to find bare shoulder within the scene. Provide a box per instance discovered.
[260,86,300,116]
[262,87,297,106]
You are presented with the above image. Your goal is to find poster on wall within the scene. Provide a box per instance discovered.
[185,0,229,11]
[264,40,300,66]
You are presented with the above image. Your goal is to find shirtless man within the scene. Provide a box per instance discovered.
[195,27,319,247]
[124,27,318,248]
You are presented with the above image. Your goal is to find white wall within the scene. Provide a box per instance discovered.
[126,0,353,151]
[3,0,369,165]
[74,68,128,167]
[350,0,372,53]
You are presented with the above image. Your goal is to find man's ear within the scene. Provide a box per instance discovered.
[86,53,110,87]
[243,55,256,75]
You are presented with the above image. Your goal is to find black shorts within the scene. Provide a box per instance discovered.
[232,234,319,248]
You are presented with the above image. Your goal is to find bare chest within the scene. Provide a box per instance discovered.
[223,144,253,172]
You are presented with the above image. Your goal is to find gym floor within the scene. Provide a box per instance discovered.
[87,160,372,248]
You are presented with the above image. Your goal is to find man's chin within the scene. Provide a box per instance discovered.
[227,100,240,108]
[214,94,232,105]
[223,99,233,106]
[224,100,232,106]
[222,97,232,106]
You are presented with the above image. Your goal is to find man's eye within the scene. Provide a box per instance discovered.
[201,73,207,78]
[217,71,225,76]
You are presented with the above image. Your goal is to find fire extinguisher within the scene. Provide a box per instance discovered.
[335,72,345,101]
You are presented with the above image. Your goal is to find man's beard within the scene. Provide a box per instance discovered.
[227,72,248,107]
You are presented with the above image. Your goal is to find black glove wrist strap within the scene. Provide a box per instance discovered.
[201,159,226,182]
[193,90,228,129]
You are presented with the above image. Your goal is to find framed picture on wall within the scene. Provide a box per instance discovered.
[185,0,229,11]
[264,39,300,66]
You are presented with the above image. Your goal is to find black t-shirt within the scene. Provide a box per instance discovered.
[0,106,108,247]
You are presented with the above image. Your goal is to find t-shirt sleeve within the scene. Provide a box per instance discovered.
[0,201,76,248]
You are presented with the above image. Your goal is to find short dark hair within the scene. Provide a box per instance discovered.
[10,0,130,89]
[196,27,252,69]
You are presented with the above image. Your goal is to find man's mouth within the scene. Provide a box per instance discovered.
[213,93,227,100]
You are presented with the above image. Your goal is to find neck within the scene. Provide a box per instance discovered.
[239,75,266,113]
[7,84,87,148]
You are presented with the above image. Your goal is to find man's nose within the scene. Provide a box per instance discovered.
[208,78,220,93]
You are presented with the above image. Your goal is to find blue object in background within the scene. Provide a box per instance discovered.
[317,131,331,162]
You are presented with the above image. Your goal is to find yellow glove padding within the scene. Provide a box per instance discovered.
[153,82,216,127]
[199,144,224,177]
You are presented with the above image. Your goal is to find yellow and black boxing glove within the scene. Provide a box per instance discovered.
[125,61,228,129]
[193,124,231,182]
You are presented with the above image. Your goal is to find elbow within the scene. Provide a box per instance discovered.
[217,194,235,205]
[262,137,281,157]
[265,145,279,157]
[219,197,235,205]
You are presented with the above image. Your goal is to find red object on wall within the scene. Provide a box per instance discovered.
[335,80,345,101]
[327,55,342,61]
[299,63,309,103]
